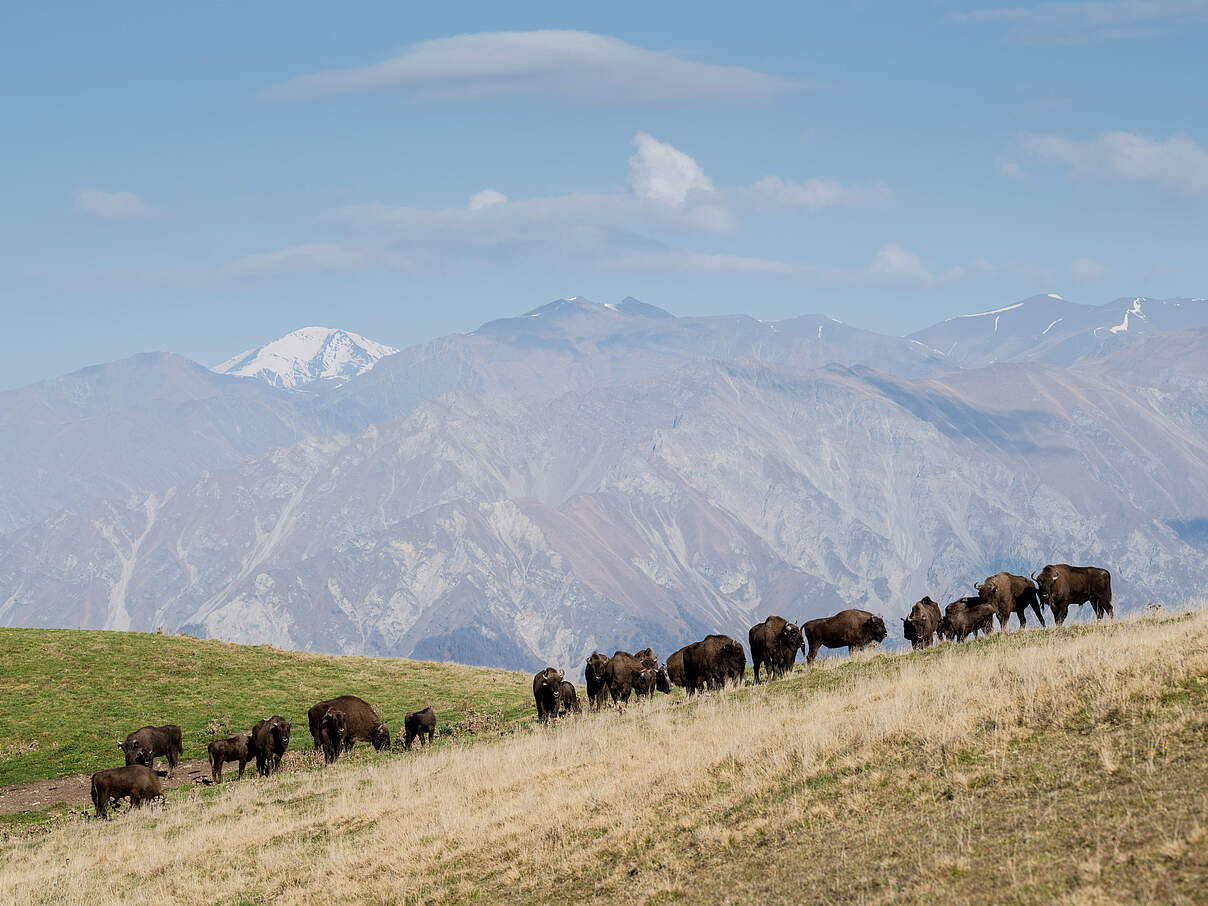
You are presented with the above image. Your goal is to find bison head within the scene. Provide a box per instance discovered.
[371,723,391,751]
[1033,566,1057,603]
[902,617,918,644]
[780,621,805,655]
[585,651,609,682]
[633,667,656,697]
[654,666,672,695]
[863,615,887,644]
[118,738,151,767]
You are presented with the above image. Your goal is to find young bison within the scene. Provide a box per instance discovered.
[118,724,183,776]
[307,696,390,753]
[803,610,887,664]
[207,732,251,783]
[90,764,162,818]
[402,707,436,750]
[250,715,292,777]
[558,681,582,716]
[319,710,347,764]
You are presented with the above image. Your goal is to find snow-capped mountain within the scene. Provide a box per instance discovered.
[910,295,1208,368]
[215,327,398,390]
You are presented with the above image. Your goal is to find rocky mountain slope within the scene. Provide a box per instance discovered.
[214,326,398,390]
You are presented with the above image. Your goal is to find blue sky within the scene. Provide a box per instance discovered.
[2,1,1206,390]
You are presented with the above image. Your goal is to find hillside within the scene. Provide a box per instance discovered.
[0,628,532,787]
[2,611,1207,904]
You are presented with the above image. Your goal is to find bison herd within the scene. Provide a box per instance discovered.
[88,562,1112,818]
[533,563,1112,722]
[89,694,433,818]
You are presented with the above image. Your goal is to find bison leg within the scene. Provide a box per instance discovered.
[806,641,820,665]
[237,758,247,780]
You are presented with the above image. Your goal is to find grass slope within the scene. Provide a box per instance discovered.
[3,612,1208,905]
[0,628,532,786]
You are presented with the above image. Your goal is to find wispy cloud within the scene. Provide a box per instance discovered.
[735,175,892,213]
[601,250,800,275]
[1071,256,1107,282]
[76,189,160,221]
[951,0,1208,44]
[264,30,798,105]
[1021,131,1208,200]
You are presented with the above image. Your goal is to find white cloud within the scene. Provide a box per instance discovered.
[222,243,410,280]
[737,175,892,212]
[76,189,159,221]
[1022,131,1208,200]
[467,189,508,210]
[1071,256,1107,282]
[602,250,799,275]
[952,0,1208,43]
[996,159,1025,181]
[265,30,797,105]
[628,132,715,205]
[868,242,936,285]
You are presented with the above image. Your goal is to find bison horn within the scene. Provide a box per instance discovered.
[1031,571,1038,581]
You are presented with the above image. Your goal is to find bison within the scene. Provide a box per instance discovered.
[803,610,887,664]
[402,707,436,750]
[940,601,996,641]
[1034,564,1113,624]
[902,597,942,649]
[749,616,804,682]
[681,634,746,694]
[118,724,183,776]
[533,667,564,723]
[976,572,1046,630]
[90,764,162,818]
[319,709,347,764]
[558,681,582,716]
[603,651,657,707]
[250,715,291,777]
[307,696,390,753]
[938,597,981,640]
[584,651,610,711]
[207,732,251,783]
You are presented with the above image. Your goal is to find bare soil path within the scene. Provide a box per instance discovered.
[0,758,214,816]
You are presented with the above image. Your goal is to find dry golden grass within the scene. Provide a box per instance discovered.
[3,610,1208,905]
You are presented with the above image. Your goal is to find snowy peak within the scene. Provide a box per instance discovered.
[214,327,398,390]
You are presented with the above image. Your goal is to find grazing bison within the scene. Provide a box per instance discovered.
[940,602,996,642]
[90,764,162,818]
[1034,564,1113,624]
[681,634,746,694]
[250,715,291,777]
[803,610,887,664]
[533,667,564,723]
[558,681,582,716]
[603,651,656,706]
[307,696,390,753]
[207,732,251,783]
[749,616,804,682]
[976,572,1046,629]
[118,724,183,776]
[584,651,611,711]
[402,707,436,750]
[902,597,943,649]
[319,710,347,764]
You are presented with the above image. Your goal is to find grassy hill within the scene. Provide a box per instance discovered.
[2,612,1208,904]
[0,628,533,786]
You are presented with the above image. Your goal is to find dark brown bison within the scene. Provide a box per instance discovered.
[319,710,347,764]
[665,647,687,688]
[207,732,251,783]
[976,572,1046,629]
[938,597,981,640]
[749,616,804,682]
[1034,564,1113,624]
[940,602,996,641]
[402,707,436,750]
[558,681,582,716]
[533,667,564,723]
[118,725,183,776]
[681,634,746,694]
[902,597,942,649]
[584,651,610,711]
[250,715,291,777]
[604,651,657,706]
[90,764,162,818]
[803,610,887,664]
[307,696,390,753]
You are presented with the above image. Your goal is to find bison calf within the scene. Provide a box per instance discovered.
[118,724,183,776]
[403,707,436,750]
[319,709,348,764]
[207,732,251,783]
[250,715,292,777]
[941,602,996,642]
[558,681,582,716]
[90,764,162,818]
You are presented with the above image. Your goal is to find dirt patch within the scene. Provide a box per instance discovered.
[0,758,215,816]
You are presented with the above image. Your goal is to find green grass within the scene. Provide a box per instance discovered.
[0,628,533,785]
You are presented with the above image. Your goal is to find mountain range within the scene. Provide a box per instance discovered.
[1,293,1206,670]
